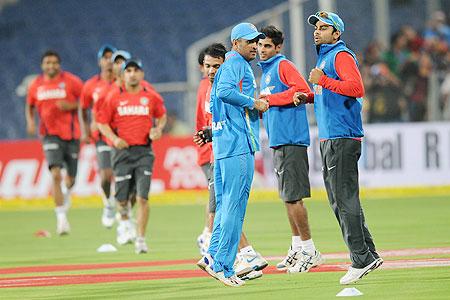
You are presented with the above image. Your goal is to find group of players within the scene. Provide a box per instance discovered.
[26,45,166,254]
[25,9,382,288]
[193,12,382,287]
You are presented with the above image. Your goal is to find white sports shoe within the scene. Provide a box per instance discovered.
[239,270,263,281]
[287,250,324,273]
[197,253,214,272]
[196,230,211,256]
[116,221,135,245]
[340,257,383,285]
[276,246,301,270]
[56,214,70,236]
[235,251,268,276]
[214,271,245,287]
[101,205,116,229]
[135,237,148,254]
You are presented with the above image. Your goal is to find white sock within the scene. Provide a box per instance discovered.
[202,226,210,235]
[55,206,66,219]
[240,245,256,255]
[301,239,316,255]
[292,236,302,251]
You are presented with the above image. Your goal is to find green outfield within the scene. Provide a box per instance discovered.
[0,193,449,299]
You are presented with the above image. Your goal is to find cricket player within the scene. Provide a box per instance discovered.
[25,50,83,235]
[97,58,167,254]
[80,44,117,228]
[297,11,383,284]
[194,43,267,281]
[257,25,323,273]
[196,23,269,287]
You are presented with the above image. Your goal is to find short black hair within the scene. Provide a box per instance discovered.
[198,48,206,66]
[203,43,227,61]
[260,25,284,46]
[41,50,61,63]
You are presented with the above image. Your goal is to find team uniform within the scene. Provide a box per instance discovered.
[27,71,84,177]
[81,75,115,169]
[97,86,166,202]
[207,50,260,279]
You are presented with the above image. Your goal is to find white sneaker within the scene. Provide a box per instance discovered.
[235,251,268,276]
[116,221,135,245]
[102,205,116,229]
[56,214,70,236]
[276,246,301,270]
[197,253,214,272]
[339,257,383,285]
[215,271,245,287]
[135,237,148,254]
[287,250,324,273]
[196,230,211,256]
[239,270,263,281]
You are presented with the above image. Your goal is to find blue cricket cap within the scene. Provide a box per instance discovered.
[97,44,117,60]
[230,22,265,41]
[112,50,132,62]
[122,58,143,71]
[307,11,345,33]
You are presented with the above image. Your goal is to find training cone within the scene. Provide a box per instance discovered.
[34,230,51,238]
[336,287,363,297]
[97,244,118,253]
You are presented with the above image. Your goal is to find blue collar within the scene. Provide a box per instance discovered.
[257,54,285,68]
[317,40,346,55]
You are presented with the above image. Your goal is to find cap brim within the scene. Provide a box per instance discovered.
[123,62,142,70]
[307,15,334,27]
[240,32,266,40]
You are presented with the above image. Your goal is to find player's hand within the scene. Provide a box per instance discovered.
[149,127,162,141]
[254,98,269,112]
[80,131,91,144]
[55,100,73,111]
[293,92,308,106]
[193,132,206,146]
[113,137,129,149]
[26,121,36,136]
[309,68,324,85]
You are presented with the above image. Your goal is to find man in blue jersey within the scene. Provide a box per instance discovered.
[257,25,323,273]
[296,11,383,285]
[196,22,269,287]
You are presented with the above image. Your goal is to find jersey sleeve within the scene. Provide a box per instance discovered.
[318,52,365,98]
[150,91,166,118]
[67,73,84,99]
[268,60,314,106]
[216,61,254,108]
[96,91,115,124]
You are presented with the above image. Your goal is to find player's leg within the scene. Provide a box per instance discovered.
[112,148,134,245]
[212,153,253,279]
[61,139,80,210]
[43,136,70,235]
[197,162,213,255]
[133,146,155,254]
[96,141,115,228]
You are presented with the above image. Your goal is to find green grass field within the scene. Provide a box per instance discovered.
[0,194,449,299]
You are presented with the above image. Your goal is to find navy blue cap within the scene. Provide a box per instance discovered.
[112,50,132,62]
[122,58,143,71]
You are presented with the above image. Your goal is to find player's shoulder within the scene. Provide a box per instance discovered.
[62,71,83,84]
[28,74,44,89]
[84,74,101,86]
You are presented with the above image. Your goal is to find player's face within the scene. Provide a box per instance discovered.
[41,55,61,78]
[234,38,258,61]
[313,20,340,45]
[203,55,224,84]
[258,38,282,61]
[99,51,113,72]
[113,57,125,77]
[124,66,143,87]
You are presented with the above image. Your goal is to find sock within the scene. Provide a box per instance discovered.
[202,226,210,235]
[301,239,316,255]
[55,206,66,219]
[292,236,302,251]
[240,245,256,255]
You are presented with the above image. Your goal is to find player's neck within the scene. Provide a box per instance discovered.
[100,70,114,82]
[125,84,142,94]
[43,72,60,81]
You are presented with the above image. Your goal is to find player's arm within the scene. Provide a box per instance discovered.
[79,83,92,141]
[315,52,364,98]
[96,95,128,149]
[265,60,314,107]
[150,113,167,141]
[25,102,36,136]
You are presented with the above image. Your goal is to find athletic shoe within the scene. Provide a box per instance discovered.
[339,257,383,285]
[236,251,268,273]
[197,253,214,271]
[196,230,211,256]
[276,246,301,270]
[239,270,263,281]
[56,214,70,236]
[135,237,148,254]
[287,250,324,273]
[101,205,116,229]
[116,221,135,245]
[214,271,245,287]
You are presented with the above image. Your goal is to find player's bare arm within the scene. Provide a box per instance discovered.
[149,113,167,141]
[25,103,36,136]
[97,123,128,149]
[79,107,91,143]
